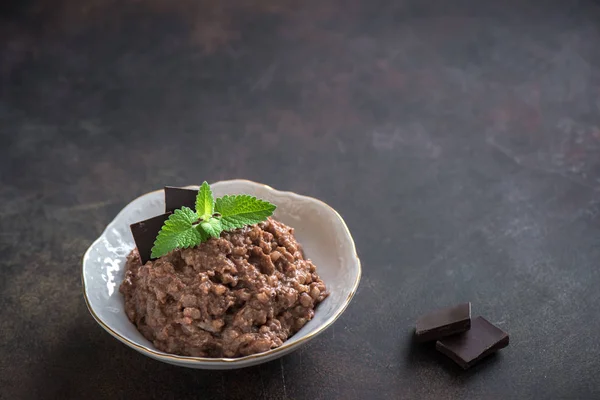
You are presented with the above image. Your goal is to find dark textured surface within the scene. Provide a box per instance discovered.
[2,0,600,398]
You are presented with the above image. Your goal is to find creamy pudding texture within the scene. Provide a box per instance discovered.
[120,217,328,358]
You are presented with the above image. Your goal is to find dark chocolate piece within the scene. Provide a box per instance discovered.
[415,302,471,342]
[436,316,509,369]
[164,186,198,213]
[130,212,172,264]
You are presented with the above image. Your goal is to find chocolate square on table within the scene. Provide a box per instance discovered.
[436,316,509,369]
[415,302,472,342]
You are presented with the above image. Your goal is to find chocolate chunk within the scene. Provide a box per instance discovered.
[415,302,471,342]
[130,212,172,264]
[436,316,509,369]
[164,186,197,213]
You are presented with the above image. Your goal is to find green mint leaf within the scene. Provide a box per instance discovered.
[151,207,202,258]
[195,181,214,220]
[195,224,210,242]
[215,195,276,231]
[200,217,223,238]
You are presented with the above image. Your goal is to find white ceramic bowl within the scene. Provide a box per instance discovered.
[82,179,361,369]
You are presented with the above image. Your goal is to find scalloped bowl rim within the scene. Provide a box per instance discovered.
[82,179,361,365]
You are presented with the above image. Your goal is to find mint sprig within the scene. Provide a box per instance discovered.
[151,182,276,258]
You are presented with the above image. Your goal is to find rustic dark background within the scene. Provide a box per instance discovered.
[2,0,600,399]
